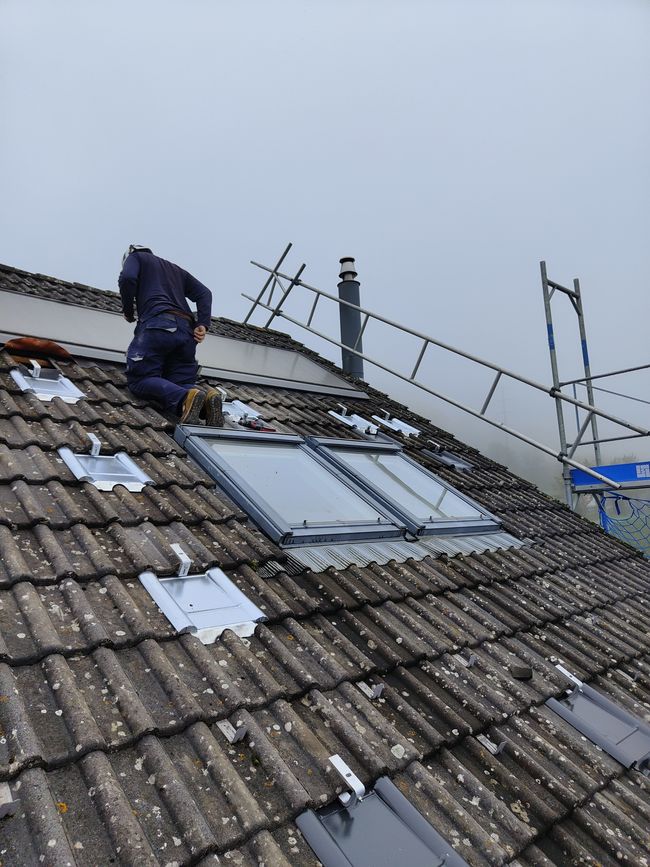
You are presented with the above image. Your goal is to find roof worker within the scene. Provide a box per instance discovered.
[118,245,223,425]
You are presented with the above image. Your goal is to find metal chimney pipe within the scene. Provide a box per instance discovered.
[338,256,365,379]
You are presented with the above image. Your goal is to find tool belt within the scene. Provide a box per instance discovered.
[163,309,195,324]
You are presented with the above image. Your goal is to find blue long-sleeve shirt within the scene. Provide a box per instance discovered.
[118,251,212,327]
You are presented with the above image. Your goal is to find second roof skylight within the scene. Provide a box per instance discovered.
[310,438,498,536]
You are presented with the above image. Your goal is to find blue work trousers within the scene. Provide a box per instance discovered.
[126,314,198,413]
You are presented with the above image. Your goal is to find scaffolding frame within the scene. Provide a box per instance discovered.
[243,247,650,493]
[541,261,650,508]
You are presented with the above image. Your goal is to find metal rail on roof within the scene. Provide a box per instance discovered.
[243,252,650,492]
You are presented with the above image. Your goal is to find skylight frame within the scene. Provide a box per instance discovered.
[175,426,405,547]
[308,437,500,536]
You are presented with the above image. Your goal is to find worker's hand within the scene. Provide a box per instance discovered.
[124,313,135,323]
[193,325,207,343]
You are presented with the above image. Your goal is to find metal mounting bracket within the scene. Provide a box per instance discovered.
[328,404,378,436]
[372,410,420,438]
[453,653,477,668]
[87,432,101,456]
[358,681,385,700]
[476,734,507,756]
[329,754,365,808]
[216,719,248,744]
[555,663,584,688]
[170,543,192,577]
[29,358,42,379]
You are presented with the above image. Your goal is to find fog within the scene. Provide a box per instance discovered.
[2,0,649,499]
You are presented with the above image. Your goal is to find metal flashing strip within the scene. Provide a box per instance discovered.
[139,566,266,644]
[372,411,420,438]
[58,447,153,492]
[10,366,86,403]
[423,447,475,472]
[297,774,470,867]
[328,405,379,435]
[280,532,523,572]
[547,666,650,774]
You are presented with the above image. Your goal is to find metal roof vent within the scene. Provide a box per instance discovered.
[11,359,85,403]
[547,665,650,775]
[139,544,266,644]
[297,755,470,867]
[58,434,153,492]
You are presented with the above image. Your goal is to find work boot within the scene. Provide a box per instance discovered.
[203,388,224,427]
[179,388,206,424]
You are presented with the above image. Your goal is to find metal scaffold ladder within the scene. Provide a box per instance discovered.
[242,244,650,502]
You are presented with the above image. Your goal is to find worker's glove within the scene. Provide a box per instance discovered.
[193,325,207,343]
[124,314,135,323]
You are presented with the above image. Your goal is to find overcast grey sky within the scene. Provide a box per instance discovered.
[2,0,649,493]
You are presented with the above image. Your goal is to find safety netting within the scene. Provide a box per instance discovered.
[597,491,650,558]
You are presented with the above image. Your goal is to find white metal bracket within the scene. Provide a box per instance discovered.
[357,681,385,700]
[328,404,378,436]
[453,653,477,669]
[87,432,102,457]
[476,734,507,756]
[29,358,42,379]
[170,543,192,578]
[329,753,366,808]
[372,410,420,438]
[224,399,261,423]
[216,719,248,744]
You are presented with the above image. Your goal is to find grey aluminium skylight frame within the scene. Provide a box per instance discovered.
[175,426,405,547]
[308,437,500,537]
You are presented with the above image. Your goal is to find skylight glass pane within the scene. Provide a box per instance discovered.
[209,441,388,526]
[331,450,482,522]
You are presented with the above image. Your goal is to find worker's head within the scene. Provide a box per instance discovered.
[122,244,153,266]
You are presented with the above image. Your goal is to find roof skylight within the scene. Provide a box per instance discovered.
[175,427,404,546]
[176,427,499,546]
[310,438,498,536]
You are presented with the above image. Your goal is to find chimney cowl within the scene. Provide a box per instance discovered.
[338,257,358,282]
